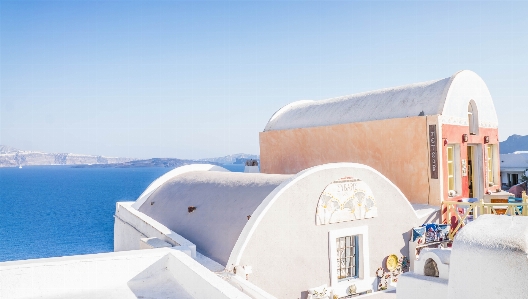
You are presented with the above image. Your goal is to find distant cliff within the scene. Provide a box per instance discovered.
[500,135,528,154]
[73,158,220,168]
[0,145,136,168]
[0,145,257,168]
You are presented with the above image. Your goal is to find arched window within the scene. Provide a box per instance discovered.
[468,100,479,135]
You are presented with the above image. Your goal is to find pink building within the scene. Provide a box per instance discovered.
[260,70,500,206]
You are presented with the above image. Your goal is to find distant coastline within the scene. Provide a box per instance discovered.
[0,145,259,168]
[72,158,221,168]
[0,145,135,168]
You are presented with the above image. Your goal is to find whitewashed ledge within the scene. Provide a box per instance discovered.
[0,248,251,299]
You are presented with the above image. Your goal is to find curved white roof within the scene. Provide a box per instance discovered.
[453,214,528,252]
[448,215,528,298]
[131,164,229,209]
[137,170,292,266]
[226,162,421,268]
[264,70,498,131]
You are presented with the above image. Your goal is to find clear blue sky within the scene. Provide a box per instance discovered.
[1,1,527,159]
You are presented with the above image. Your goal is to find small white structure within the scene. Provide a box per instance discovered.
[448,214,528,299]
[413,248,450,280]
[398,214,528,299]
[397,248,450,299]
[500,151,528,187]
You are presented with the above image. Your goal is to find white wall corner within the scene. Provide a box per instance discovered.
[139,237,173,250]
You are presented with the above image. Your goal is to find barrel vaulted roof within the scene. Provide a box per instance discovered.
[264,70,498,131]
[137,170,292,266]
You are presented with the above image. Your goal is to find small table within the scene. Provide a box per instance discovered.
[483,191,514,215]
[490,198,508,215]
[483,191,514,203]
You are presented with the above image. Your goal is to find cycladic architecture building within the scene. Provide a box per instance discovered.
[115,163,436,298]
[1,71,514,299]
[260,70,500,206]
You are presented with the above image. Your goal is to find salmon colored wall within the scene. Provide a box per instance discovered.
[259,117,432,204]
[441,125,500,201]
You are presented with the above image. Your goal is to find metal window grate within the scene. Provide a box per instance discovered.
[336,235,359,280]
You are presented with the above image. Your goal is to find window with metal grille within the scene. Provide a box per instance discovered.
[336,235,359,280]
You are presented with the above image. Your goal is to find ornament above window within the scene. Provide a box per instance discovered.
[316,177,378,225]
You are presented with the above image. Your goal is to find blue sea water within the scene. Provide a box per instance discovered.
[0,164,244,262]
[219,164,245,172]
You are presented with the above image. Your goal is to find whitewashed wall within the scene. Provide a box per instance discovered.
[229,163,435,298]
[447,215,528,299]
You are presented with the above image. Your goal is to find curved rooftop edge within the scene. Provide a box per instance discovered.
[226,162,421,268]
[264,100,314,130]
[131,164,229,209]
[447,215,528,299]
[263,70,498,131]
[441,70,498,128]
[136,169,293,266]
[452,214,528,252]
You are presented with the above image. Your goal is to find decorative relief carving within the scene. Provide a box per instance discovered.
[316,177,378,225]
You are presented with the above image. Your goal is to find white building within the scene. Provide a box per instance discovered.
[114,163,437,298]
[500,151,528,188]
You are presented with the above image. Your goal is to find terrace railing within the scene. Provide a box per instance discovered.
[442,191,528,239]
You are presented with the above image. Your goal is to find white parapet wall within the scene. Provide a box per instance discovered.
[397,248,450,299]
[114,201,197,257]
[114,201,227,273]
[397,272,448,299]
[0,248,251,299]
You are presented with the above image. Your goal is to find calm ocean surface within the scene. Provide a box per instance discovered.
[0,164,244,262]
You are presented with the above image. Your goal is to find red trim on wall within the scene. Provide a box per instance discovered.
[441,125,500,201]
